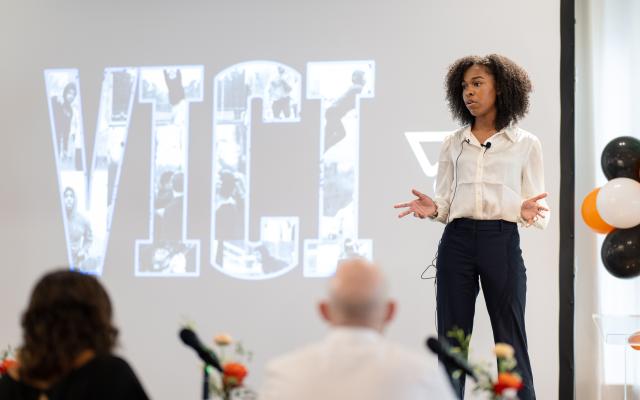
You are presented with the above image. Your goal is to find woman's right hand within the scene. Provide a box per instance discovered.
[394,189,437,219]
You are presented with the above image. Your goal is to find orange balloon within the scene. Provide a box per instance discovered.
[630,331,640,351]
[582,188,615,234]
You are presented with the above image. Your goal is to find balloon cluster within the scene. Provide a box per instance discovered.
[582,136,640,279]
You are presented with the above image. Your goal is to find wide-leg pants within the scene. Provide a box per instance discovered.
[436,218,535,400]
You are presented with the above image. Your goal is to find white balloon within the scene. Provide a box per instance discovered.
[596,178,640,228]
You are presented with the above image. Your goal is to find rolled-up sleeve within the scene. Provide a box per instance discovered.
[518,137,549,229]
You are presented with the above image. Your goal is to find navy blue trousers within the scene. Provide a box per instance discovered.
[436,218,535,400]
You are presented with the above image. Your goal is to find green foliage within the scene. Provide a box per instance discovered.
[234,342,253,362]
[446,327,471,359]
[445,327,471,381]
[498,356,517,373]
[444,329,522,399]
[1,346,14,361]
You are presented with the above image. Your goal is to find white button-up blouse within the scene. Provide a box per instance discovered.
[432,125,549,229]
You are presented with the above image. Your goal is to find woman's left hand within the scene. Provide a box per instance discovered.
[520,193,549,225]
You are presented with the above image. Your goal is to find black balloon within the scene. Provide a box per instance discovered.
[601,136,640,181]
[601,226,640,279]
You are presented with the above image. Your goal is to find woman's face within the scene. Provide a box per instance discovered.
[462,64,497,119]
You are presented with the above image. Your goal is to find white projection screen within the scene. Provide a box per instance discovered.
[0,1,560,399]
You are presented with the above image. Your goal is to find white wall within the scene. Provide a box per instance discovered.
[0,1,560,399]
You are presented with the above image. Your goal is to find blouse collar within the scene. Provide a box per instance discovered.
[462,124,519,143]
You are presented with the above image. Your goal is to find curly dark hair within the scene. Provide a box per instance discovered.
[445,54,532,131]
[19,270,118,383]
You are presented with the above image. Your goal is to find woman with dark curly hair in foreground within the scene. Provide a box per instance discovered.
[395,54,549,400]
[0,270,149,400]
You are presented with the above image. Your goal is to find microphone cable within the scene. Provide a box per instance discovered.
[421,138,468,332]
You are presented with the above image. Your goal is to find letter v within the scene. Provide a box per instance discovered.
[44,68,138,275]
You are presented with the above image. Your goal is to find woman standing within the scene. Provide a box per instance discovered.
[395,54,548,400]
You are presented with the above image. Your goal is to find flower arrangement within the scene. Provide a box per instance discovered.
[448,329,523,400]
[208,333,254,400]
[0,347,17,377]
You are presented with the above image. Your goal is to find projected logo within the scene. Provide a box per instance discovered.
[44,61,374,279]
[404,131,451,192]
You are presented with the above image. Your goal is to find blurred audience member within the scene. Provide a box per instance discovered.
[260,258,456,400]
[0,270,149,400]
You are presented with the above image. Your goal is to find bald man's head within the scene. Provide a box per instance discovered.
[319,258,395,332]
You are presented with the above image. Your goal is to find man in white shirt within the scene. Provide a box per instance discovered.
[260,258,457,400]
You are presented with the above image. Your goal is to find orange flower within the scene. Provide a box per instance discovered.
[0,358,17,375]
[223,362,248,387]
[493,372,523,394]
[213,333,233,346]
[214,334,233,347]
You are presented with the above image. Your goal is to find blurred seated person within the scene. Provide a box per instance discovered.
[260,258,456,400]
[0,270,149,400]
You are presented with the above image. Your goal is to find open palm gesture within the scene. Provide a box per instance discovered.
[520,192,549,225]
[394,189,437,219]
